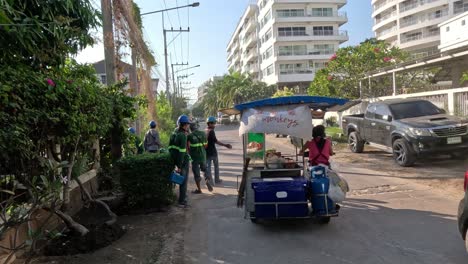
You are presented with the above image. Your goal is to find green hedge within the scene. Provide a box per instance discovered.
[116,153,176,209]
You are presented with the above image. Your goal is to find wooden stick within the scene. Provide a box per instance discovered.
[237,157,251,208]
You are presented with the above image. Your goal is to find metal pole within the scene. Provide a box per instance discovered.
[392,72,396,96]
[171,64,176,97]
[164,28,170,99]
[368,76,371,95]
[359,80,362,99]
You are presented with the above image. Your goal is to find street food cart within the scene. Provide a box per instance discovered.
[229,96,348,223]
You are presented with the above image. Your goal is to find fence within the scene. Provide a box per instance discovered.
[378,86,468,116]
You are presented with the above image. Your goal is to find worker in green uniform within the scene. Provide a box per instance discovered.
[169,115,191,207]
[188,119,213,193]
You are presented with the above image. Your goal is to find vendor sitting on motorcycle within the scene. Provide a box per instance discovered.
[300,125,335,168]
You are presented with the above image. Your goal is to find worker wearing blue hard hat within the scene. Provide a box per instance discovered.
[205,116,232,185]
[144,120,162,153]
[169,115,191,207]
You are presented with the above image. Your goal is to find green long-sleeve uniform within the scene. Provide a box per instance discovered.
[188,130,207,164]
[169,129,189,168]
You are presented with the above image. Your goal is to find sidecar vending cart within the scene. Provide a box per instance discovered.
[234,96,348,224]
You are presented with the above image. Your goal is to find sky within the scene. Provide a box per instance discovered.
[76,0,374,103]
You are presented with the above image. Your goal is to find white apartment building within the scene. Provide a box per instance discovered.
[227,0,348,89]
[372,0,468,58]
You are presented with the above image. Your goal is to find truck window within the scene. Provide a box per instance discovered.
[389,101,443,119]
[365,105,376,119]
[375,105,391,120]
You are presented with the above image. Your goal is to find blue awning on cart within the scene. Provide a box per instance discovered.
[234,96,348,112]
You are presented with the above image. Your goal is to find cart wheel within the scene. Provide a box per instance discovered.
[318,216,331,224]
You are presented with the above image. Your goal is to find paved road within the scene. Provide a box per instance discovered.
[183,126,467,264]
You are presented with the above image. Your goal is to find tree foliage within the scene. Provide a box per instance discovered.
[272,87,295,98]
[308,38,409,99]
[155,92,175,145]
[201,72,277,116]
[0,0,100,66]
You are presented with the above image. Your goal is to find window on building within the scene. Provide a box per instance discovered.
[260,9,272,28]
[309,61,327,69]
[278,46,292,56]
[278,27,306,36]
[311,8,333,17]
[262,46,273,60]
[261,28,272,43]
[278,45,307,56]
[279,63,312,75]
[446,26,450,32]
[462,20,466,26]
[313,26,334,36]
[100,75,107,84]
[313,44,334,55]
[454,0,468,14]
[266,64,274,75]
[276,9,305,17]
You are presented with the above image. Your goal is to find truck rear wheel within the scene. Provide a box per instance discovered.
[348,132,364,153]
[392,139,416,167]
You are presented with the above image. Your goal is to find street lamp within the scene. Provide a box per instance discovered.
[140,2,200,100]
[140,2,200,16]
[175,64,200,74]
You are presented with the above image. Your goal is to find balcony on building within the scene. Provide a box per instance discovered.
[399,8,448,32]
[376,23,398,40]
[399,0,446,16]
[276,27,348,43]
[274,9,348,25]
[276,45,335,61]
[273,0,346,9]
[373,0,397,14]
[244,48,258,63]
[277,61,325,83]
[400,27,440,49]
[373,9,397,31]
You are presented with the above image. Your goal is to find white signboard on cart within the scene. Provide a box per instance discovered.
[239,104,313,139]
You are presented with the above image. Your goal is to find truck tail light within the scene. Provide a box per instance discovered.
[464,171,468,191]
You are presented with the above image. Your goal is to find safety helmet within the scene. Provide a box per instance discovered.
[149,120,157,128]
[177,115,190,125]
[206,116,217,123]
[128,127,136,134]
[189,119,199,131]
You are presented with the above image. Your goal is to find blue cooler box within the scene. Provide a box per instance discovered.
[251,177,309,218]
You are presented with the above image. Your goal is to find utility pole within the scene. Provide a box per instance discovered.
[164,27,190,101]
[102,0,116,86]
[101,0,121,160]
[172,62,188,97]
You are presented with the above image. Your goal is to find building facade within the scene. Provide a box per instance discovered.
[372,0,468,58]
[227,0,348,89]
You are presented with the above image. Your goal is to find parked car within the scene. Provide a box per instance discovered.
[457,171,468,252]
[342,98,468,166]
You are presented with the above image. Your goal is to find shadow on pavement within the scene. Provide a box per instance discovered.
[185,196,466,264]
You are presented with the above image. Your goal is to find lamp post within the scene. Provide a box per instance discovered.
[174,64,200,74]
[141,3,200,99]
